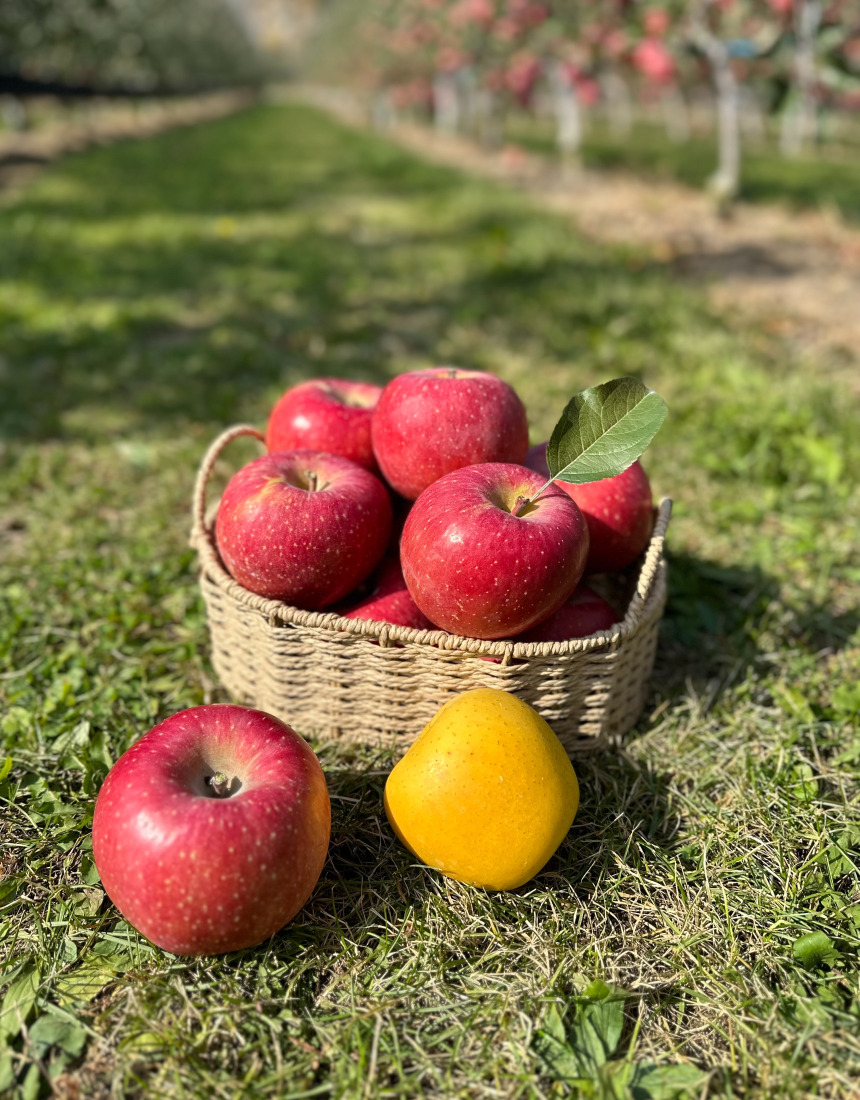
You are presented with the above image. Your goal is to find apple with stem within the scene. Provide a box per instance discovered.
[371,367,529,500]
[526,443,653,573]
[215,450,392,607]
[92,705,331,956]
[266,378,383,472]
[401,463,589,639]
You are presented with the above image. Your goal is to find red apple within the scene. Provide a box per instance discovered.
[371,367,529,500]
[215,450,392,607]
[337,555,434,631]
[266,378,383,472]
[401,463,589,639]
[92,705,330,955]
[526,444,653,574]
[515,584,619,642]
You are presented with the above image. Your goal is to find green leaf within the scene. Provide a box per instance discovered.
[80,855,102,887]
[0,963,40,1039]
[831,683,860,720]
[56,964,114,1007]
[546,377,667,486]
[571,986,625,1072]
[22,1063,40,1100]
[534,986,628,1085]
[629,1063,707,1099]
[28,1012,88,1058]
[533,1005,585,1082]
[0,757,12,783]
[0,1050,14,1094]
[52,720,91,753]
[792,931,840,970]
[816,826,860,878]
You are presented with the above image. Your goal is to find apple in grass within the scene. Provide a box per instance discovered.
[215,450,392,607]
[526,443,653,574]
[92,705,330,955]
[266,378,383,472]
[401,463,589,639]
[371,367,529,500]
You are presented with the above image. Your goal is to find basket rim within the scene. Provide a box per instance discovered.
[190,424,672,663]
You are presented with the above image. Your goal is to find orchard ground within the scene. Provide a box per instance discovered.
[1,102,859,1098]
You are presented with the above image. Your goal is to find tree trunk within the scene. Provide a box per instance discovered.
[433,72,460,134]
[688,4,741,207]
[739,86,765,143]
[475,88,502,149]
[458,67,479,136]
[781,0,822,156]
[661,85,690,143]
[601,70,632,137]
[550,63,582,160]
[371,90,396,132]
[713,59,740,202]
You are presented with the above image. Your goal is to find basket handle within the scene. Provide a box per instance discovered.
[191,424,265,547]
[622,497,672,629]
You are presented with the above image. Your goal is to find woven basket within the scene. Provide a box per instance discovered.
[191,425,672,756]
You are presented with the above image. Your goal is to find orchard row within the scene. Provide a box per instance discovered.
[352,0,860,199]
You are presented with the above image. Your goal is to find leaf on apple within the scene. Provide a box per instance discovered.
[546,377,667,485]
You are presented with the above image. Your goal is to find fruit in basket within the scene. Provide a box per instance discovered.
[266,378,383,472]
[384,689,579,890]
[371,367,529,500]
[215,450,392,607]
[400,463,589,639]
[337,555,435,632]
[92,705,331,955]
[527,443,654,574]
[515,584,619,642]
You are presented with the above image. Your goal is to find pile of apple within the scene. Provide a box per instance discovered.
[215,368,658,643]
[91,370,667,958]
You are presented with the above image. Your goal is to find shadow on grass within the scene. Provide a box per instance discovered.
[658,548,857,700]
[1,102,696,443]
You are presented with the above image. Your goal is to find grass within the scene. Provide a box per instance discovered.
[506,116,860,222]
[0,101,859,1098]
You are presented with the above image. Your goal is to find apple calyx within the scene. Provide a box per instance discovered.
[208,772,234,798]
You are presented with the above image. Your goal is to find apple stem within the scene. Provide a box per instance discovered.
[304,471,319,493]
[209,772,232,797]
[514,478,555,517]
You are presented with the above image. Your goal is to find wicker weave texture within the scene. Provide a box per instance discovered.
[192,425,671,756]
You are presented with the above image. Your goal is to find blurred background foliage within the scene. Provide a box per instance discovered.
[0,0,318,95]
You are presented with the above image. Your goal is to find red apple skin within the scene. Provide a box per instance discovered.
[401,463,589,639]
[515,584,619,643]
[92,705,331,956]
[526,444,653,574]
[371,368,529,500]
[266,378,383,472]
[215,450,392,607]
[337,555,434,631]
